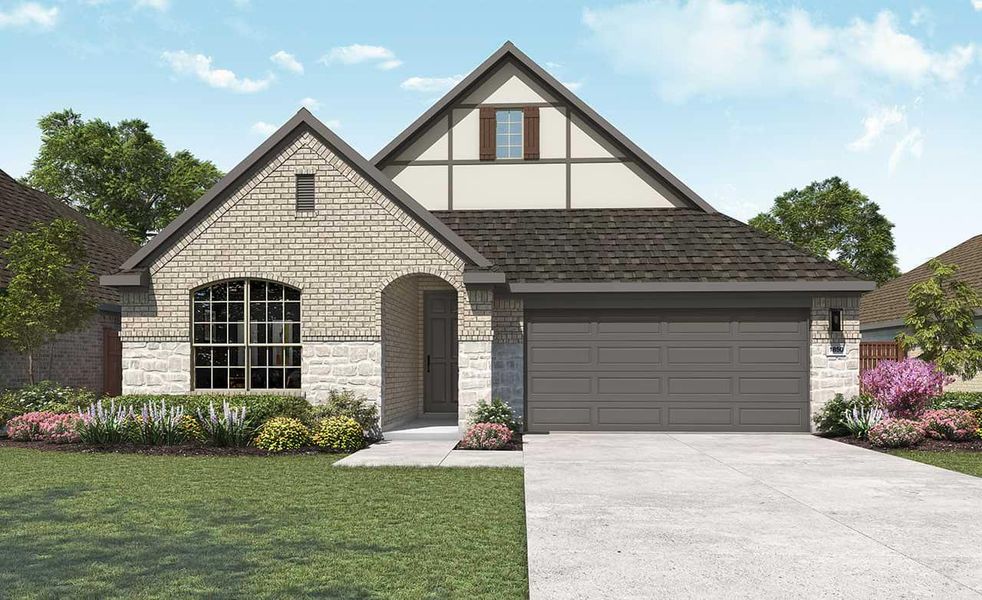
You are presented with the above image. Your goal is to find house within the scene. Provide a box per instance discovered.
[861,234,982,391]
[0,168,139,394]
[101,42,872,432]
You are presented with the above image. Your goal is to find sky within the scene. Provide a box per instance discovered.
[1,0,980,272]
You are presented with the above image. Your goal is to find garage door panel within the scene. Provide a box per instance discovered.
[526,308,809,432]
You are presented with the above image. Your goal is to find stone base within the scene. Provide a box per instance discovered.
[122,341,191,394]
[303,341,382,405]
[458,340,492,431]
[492,342,524,420]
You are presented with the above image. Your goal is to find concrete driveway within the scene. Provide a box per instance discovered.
[523,433,982,599]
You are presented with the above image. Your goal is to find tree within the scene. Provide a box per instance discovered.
[0,219,96,384]
[749,177,900,285]
[25,109,223,242]
[897,260,982,380]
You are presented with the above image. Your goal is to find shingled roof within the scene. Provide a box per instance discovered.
[433,208,866,286]
[0,168,139,305]
[861,234,982,325]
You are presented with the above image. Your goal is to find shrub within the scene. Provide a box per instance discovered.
[861,359,950,418]
[460,422,513,450]
[131,401,187,446]
[0,394,24,428]
[470,398,520,433]
[920,409,978,441]
[311,416,365,453]
[310,389,381,441]
[38,413,82,444]
[77,400,131,445]
[254,417,310,452]
[932,391,982,411]
[180,414,205,444]
[6,411,54,441]
[108,394,311,429]
[812,394,876,436]
[0,381,96,424]
[869,418,925,448]
[843,404,884,439]
[197,401,252,447]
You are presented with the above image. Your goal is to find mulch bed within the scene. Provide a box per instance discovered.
[831,435,982,453]
[454,433,523,451]
[0,439,332,457]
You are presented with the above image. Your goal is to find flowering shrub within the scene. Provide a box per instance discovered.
[920,409,978,441]
[254,417,310,452]
[6,411,56,441]
[38,413,83,444]
[813,394,876,436]
[78,400,131,445]
[311,416,365,453]
[470,398,520,433]
[868,418,925,448]
[461,423,513,450]
[310,389,381,442]
[131,401,187,445]
[861,359,950,418]
[197,401,252,447]
[843,404,884,439]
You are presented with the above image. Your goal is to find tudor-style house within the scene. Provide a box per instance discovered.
[102,42,872,433]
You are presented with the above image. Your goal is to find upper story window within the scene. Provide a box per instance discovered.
[192,279,301,390]
[495,109,524,159]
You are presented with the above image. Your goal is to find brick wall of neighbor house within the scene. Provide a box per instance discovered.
[492,293,524,420]
[119,130,493,418]
[0,309,119,393]
[809,295,861,428]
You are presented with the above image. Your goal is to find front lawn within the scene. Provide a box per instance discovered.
[889,449,982,478]
[0,449,527,599]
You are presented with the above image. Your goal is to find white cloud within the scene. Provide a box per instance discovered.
[320,44,402,70]
[270,50,303,74]
[135,0,169,11]
[0,2,58,28]
[560,80,584,91]
[400,75,464,93]
[848,105,905,151]
[299,97,321,110]
[162,50,273,93]
[889,128,924,173]
[251,121,277,136]
[974,1,982,10]
[582,1,977,102]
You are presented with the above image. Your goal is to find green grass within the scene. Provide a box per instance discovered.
[0,449,527,599]
[890,449,982,477]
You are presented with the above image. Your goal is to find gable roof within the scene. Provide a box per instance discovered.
[372,41,715,213]
[114,109,491,275]
[0,169,139,305]
[861,234,982,326]
[434,208,873,292]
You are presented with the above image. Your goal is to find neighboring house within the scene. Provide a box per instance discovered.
[0,168,139,394]
[101,42,872,432]
[861,234,982,391]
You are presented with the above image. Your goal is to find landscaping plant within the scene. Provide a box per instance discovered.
[197,401,252,447]
[932,391,982,411]
[6,411,57,441]
[110,394,311,429]
[860,358,950,418]
[131,401,187,446]
[78,400,131,445]
[920,409,978,442]
[471,398,520,433]
[3,381,97,414]
[461,423,513,450]
[37,413,83,444]
[843,404,884,440]
[812,393,875,436]
[868,418,925,449]
[310,389,381,441]
[311,416,365,453]
[253,417,311,452]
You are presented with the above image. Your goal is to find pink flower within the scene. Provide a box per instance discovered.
[860,359,951,419]
[5,411,82,443]
[461,423,513,450]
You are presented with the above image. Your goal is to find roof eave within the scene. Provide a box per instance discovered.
[508,280,877,294]
[100,270,149,288]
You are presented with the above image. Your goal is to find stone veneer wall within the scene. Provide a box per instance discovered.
[809,295,861,429]
[0,309,120,393]
[457,288,494,429]
[118,129,493,413]
[491,293,525,420]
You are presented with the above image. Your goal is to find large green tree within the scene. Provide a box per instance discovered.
[897,260,982,380]
[0,219,96,384]
[749,177,900,285]
[25,110,223,242]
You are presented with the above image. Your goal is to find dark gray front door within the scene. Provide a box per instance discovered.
[424,291,458,413]
[525,309,809,432]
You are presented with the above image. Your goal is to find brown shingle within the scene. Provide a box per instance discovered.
[0,169,139,305]
[860,235,982,324]
[433,208,862,283]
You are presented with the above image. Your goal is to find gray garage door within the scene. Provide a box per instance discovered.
[525,309,809,432]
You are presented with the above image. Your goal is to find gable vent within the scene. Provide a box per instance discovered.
[295,174,315,211]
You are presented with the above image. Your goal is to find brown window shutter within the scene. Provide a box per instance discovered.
[523,106,540,160]
[479,106,496,160]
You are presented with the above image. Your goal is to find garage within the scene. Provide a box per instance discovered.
[525,308,810,432]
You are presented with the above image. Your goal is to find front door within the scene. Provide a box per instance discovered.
[424,291,458,413]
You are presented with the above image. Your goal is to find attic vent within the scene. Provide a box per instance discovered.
[295,174,315,212]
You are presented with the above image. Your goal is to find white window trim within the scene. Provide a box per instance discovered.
[495,108,524,160]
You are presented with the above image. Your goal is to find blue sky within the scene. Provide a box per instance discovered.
[1,0,980,271]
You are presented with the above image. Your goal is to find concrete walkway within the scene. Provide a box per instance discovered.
[333,439,523,467]
[524,433,982,599]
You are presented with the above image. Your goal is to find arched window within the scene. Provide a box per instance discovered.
[192,279,301,390]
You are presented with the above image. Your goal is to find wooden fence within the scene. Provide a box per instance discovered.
[859,341,904,375]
